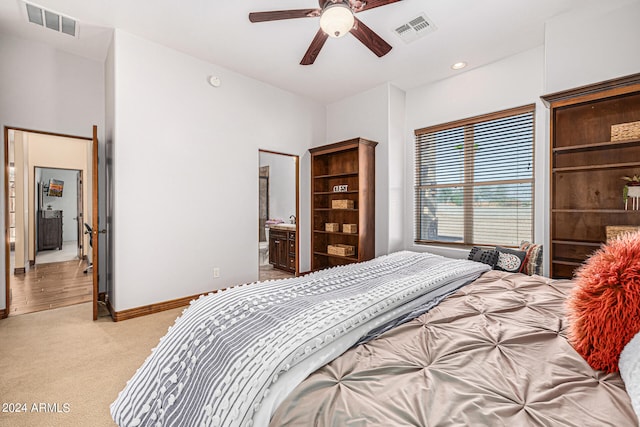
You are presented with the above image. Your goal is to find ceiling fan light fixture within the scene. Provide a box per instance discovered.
[320,2,354,38]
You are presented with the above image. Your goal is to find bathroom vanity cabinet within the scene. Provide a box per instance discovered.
[269,227,296,273]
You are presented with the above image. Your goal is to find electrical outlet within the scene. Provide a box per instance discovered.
[213,267,220,278]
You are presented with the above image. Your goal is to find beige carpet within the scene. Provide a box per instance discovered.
[0,302,183,427]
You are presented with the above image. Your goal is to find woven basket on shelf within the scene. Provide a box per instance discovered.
[331,199,354,209]
[325,223,339,232]
[327,244,355,257]
[342,224,357,234]
[605,225,640,242]
[611,121,640,141]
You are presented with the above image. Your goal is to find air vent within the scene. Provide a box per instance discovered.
[24,1,78,37]
[393,13,436,44]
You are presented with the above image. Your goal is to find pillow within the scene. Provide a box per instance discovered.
[468,247,499,268]
[494,246,526,273]
[567,230,640,373]
[620,331,640,421]
[519,241,543,276]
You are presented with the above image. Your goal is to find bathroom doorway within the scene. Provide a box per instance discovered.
[258,150,299,281]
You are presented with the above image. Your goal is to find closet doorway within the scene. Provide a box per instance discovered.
[258,150,299,281]
[4,127,98,318]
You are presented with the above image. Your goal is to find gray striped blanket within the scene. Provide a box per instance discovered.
[111,251,489,427]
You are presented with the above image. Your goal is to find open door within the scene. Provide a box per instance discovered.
[76,171,84,260]
[92,126,99,320]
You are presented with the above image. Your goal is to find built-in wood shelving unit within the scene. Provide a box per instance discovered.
[542,73,640,278]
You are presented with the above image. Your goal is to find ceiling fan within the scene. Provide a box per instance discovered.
[249,0,402,65]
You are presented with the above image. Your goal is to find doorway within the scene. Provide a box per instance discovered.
[258,150,299,281]
[34,167,83,265]
[4,128,96,317]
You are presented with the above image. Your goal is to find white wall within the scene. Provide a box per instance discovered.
[111,30,325,311]
[0,33,105,311]
[545,1,640,93]
[298,153,311,273]
[259,152,297,223]
[388,85,406,253]
[403,47,548,263]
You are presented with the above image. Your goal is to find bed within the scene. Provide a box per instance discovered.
[111,251,639,427]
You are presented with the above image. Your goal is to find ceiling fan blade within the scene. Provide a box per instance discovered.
[349,17,392,57]
[354,0,402,13]
[301,29,329,65]
[249,9,321,23]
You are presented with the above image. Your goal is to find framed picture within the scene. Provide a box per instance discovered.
[47,179,64,197]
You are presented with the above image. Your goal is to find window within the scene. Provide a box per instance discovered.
[414,105,535,247]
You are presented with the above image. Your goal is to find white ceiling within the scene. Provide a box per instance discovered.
[0,0,636,104]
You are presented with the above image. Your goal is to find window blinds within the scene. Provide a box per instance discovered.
[414,105,535,247]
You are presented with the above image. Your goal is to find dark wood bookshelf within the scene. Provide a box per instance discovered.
[310,138,377,271]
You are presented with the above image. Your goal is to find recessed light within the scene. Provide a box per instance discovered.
[208,76,221,87]
[451,61,467,70]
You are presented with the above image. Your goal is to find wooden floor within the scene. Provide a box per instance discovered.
[9,259,92,316]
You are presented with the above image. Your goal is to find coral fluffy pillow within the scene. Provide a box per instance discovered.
[567,230,640,373]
